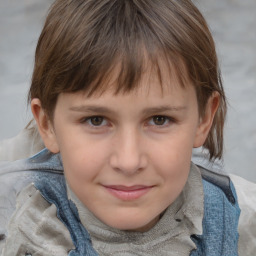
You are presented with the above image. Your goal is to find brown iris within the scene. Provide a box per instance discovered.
[153,116,167,125]
[90,116,104,126]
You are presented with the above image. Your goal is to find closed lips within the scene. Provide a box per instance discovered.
[103,185,154,201]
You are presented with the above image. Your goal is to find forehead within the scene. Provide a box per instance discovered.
[82,53,192,99]
[57,63,197,112]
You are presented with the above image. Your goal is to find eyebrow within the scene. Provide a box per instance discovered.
[142,106,187,115]
[69,105,187,115]
[69,105,114,114]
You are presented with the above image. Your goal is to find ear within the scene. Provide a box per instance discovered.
[193,92,220,148]
[31,99,60,153]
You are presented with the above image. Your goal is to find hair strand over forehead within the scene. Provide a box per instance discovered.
[29,0,226,160]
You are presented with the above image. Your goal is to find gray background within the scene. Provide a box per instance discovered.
[0,0,255,181]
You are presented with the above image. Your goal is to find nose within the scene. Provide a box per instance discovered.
[109,129,147,175]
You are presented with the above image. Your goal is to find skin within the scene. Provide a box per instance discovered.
[31,66,219,232]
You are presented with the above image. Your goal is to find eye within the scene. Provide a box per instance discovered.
[82,116,108,127]
[148,115,171,126]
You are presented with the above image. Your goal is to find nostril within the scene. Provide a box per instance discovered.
[0,234,6,241]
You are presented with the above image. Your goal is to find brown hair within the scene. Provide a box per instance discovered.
[29,0,226,159]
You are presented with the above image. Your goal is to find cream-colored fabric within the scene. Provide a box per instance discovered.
[1,184,74,256]
[230,174,256,256]
[67,163,204,256]
[0,121,44,162]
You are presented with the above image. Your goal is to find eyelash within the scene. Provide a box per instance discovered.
[80,116,108,127]
[80,115,175,128]
[148,115,173,127]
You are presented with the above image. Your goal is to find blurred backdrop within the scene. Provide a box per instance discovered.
[0,0,255,181]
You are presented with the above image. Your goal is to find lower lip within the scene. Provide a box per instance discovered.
[104,186,153,201]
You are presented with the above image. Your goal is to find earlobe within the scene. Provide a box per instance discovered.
[193,92,220,148]
[31,99,60,153]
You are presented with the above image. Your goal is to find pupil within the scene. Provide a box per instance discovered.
[153,116,166,125]
[91,117,103,126]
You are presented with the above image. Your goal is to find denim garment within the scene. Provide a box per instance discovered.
[190,179,240,255]
[0,149,240,255]
[35,174,98,256]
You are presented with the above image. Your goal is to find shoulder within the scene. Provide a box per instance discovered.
[199,166,238,205]
[192,165,240,255]
[0,122,44,162]
[194,165,239,209]
[200,170,240,234]
[229,174,256,255]
[191,164,240,227]
[196,165,256,256]
[1,184,74,256]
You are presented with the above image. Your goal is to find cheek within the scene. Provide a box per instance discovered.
[60,138,111,184]
[148,135,193,188]
[159,152,191,206]
[150,131,194,165]
[159,151,191,187]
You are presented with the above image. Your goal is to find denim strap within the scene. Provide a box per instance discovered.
[35,175,98,256]
[191,179,240,256]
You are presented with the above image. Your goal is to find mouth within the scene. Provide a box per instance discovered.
[103,185,154,201]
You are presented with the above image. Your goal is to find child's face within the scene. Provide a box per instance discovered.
[33,66,217,232]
